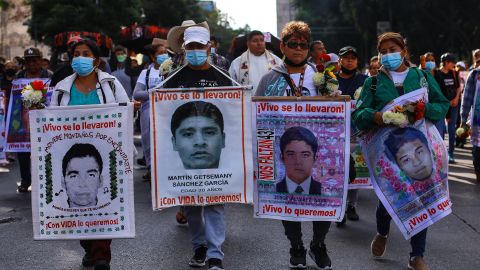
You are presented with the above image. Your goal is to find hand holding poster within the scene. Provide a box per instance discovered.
[150,86,253,209]
[360,88,451,239]
[5,78,53,152]
[30,104,135,240]
[253,96,350,222]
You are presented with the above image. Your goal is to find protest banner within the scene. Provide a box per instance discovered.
[0,91,7,163]
[150,86,253,209]
[360,88,451,239]
[5,78,52,152]
[349,100,372,189]
[252,96,351,222]
[30,103,135,240]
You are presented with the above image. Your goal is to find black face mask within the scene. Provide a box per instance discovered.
[5,68,16,77]
[284,56,308,67]
[341,66,356,75]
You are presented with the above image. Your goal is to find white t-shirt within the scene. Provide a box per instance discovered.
[390,68,410,86]
[137,67,163,89]
[229,51,282,90]
[283,65,317,96]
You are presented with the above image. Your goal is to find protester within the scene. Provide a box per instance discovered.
[433,53,461,163]
[162,23,233,270]
[133,39,169,181]
[50,38,129,270]
[229,30,282,90]
[111,46,134,98]
[336,45,367,225]
[167,20,210,69]
[209,35,230,71]
[255,21,333,270]
[367,56,380,77]
[353,32,449,270]
[420,52,436,75]
[471,49,480,70]
[15,48,52,193]
[461,58,480,183]
[308,40,327,66]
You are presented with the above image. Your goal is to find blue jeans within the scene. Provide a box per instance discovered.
[376,201,427,258]
[434,119,445,139]
[447,106,459,155]
[184,205,225,260]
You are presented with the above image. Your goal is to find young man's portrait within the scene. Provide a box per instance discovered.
[276,126,322,195]
[170,101,225,170]
[61,143,104,208]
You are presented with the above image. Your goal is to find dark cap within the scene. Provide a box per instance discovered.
[440,53,456,63]
[24,47,42,58]
[339,46,358,57]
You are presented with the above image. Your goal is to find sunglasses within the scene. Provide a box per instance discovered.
[286,41,309,50]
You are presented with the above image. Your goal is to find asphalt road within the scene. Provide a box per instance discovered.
[1,141,479,270]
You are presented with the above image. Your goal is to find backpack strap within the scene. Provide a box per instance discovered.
[145,68,151,90]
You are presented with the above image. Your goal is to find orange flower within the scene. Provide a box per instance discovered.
[31,80,45,91]
[394,105,405,113]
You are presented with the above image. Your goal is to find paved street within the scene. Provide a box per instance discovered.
[1,139,479,270]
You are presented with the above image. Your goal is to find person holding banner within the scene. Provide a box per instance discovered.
[353,32,449,270]
[51,38,129,270]
[133,39,169,181]
[256,21,333,270]
[15,47,52,193]
[161,24,233,270]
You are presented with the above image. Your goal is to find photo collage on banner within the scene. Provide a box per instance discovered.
[150,86,253,209]
[0,91,7,163]
[30,104,135,240]
[5,78,53,152]
[360,88,451,239]
[253,97,351,222]
[350,100,372,189]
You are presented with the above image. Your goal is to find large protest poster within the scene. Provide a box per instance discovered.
[30,104,135,240]
[150,86,253,209]
[350,100,372,189]
[0,91,7,163]
[253,96,351,222]
[5,78,52,152]
[360,88,451,239]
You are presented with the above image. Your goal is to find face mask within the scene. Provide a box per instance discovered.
[185,50,208,66]
[381,52,403,71]
[425,61,436,70]
[71,56,95,76]
[156,53,169,65]
[116,54,127,63]
[5,68,16,77]
[341,66,356,75]
[210,47,216,54]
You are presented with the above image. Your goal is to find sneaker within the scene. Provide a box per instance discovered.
[448,154,456,164]
[288,244,306,269]
[17,185,29,193]
[189,246,207,267]
[336,216,346,227]
[408,256,430,270]
[346,205,359,221]
[370,233,387,258]
[207,258,224,270]
[93,260,110,270]
[82,253,94,267]
[309,242,332,269]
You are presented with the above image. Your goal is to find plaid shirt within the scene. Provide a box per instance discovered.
[461,68,480,122]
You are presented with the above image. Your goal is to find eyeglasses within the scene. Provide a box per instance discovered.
[286,41,309,50]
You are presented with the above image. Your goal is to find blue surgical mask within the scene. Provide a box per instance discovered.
[425,61,436,71]
[71,56,95,76]
[381,52,403,71]
[156,53,169,65]
[185,50,208,66]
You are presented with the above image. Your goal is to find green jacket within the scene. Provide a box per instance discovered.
[352,67,449,131]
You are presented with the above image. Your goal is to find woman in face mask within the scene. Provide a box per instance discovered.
[132,43,169,181]
[420,52,436,75]
[49,38,129,270]
[352,32,449,270]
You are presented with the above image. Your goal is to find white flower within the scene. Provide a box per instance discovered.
[24,84,33,91]
[312,72,325,87]
[326,80,339,93]
[160,59,173,75]
[456,127,465,137]
[382,111,409,127]
[353,87,363,100]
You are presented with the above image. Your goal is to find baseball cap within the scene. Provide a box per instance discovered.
[24,47,42,58]
[339,46,358,57]
[455,61,466,69]
[184,26,210,46]
[325,53,339,66]
[440,53,456,63]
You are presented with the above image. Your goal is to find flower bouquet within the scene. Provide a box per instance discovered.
[160,58,173,76]
[456,125,470,139]
[313,53,341,97]
[382,101,425,127]
[21,80,47,109]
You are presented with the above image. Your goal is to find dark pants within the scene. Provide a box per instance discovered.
[376,201,427,258]
[17,152,31,187]
[281,220,331,247]
[473,146,480,173]
[80,240,112,263]
[447,106,459,155]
